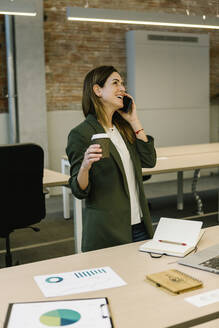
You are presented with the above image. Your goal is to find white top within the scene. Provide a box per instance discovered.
[106,126,142,225]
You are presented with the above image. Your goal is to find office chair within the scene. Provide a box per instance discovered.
[0,143,46,267]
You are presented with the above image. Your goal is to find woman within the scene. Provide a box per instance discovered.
[66,66,156,252]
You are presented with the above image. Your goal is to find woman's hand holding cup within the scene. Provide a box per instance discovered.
[81,144,102,171]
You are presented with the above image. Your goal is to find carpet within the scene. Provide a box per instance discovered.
[0,218,75,267]
[149,189,218,229]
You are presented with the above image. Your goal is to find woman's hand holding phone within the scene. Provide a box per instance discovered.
[120,95,133,113]
[118,93,138,122]
[118,94,147,141]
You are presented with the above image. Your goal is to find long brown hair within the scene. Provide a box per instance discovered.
[82,66,135,144]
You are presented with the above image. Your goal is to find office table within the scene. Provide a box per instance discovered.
[61,143,219,253]
[143,145,219,215]
[62,143,219,215]
[43,168,69,188]
[144,142,219,211]
[0,225,219,328]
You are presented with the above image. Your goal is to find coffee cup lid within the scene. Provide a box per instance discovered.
[91,133,109,140]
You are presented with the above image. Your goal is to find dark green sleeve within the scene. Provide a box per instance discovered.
[136,135,157,168]
[66,129,91,199]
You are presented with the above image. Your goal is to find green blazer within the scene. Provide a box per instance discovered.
[66,114,157,252]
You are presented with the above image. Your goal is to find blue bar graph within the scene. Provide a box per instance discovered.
[74,268,107,279]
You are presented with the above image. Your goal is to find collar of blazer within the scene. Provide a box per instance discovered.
[86,114,131,198]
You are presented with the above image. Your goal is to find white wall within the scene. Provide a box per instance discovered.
[126,31,210,147]
[0,113,9,145]
[47,109,84,172]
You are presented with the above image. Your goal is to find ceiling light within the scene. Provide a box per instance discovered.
[0,0,36,16]
[66,7,219,30]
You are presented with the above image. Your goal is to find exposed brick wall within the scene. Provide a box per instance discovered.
[0,0,219,113]
[44,0,219,111]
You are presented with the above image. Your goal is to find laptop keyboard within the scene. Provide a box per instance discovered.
[199,255,219,270]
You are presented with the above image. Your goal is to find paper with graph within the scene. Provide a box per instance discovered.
[34,266,126,297]
[4,298,113,328]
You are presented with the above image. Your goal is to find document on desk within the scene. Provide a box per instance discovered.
[34,266,126,297]
[139,217,203,257]
[185,289,219,307]
[4,297,113,328]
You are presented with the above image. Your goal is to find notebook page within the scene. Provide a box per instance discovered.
[153,217,202,246]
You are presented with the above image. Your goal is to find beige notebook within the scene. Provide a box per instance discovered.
[139,217,204,257]
[146,269,203,295]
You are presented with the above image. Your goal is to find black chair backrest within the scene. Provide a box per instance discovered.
[0,143,46,235]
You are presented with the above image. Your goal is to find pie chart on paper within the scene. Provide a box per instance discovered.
[40,309,81,326]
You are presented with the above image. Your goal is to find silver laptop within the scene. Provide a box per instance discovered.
[178,244,219,274]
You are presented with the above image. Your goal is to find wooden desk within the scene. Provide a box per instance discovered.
[144,144,219,174]
[143,143,219,214]
[156,142,219,158]
[0,226,219,328]
[43,168,69,188]
[61,143,219,253]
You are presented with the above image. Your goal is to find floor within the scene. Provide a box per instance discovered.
[0,173,218,268]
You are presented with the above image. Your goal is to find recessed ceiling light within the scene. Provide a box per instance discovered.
[0,0,36,17]
[66,7,219,30]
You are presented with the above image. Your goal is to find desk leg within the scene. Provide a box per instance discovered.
[61,158,71,219]
[191,169,204,215]
[73,196,82,254]
[177,171,183,210]
[62,187,71,219]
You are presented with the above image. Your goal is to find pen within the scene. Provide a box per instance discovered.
[158,240,187,246]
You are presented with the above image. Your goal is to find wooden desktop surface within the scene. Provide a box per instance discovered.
[143,151,219,175]
[43,168,69,187]
[0,225,219,328]
[156,142,219,157]
[61,142,219,175]
[143,142,219,175]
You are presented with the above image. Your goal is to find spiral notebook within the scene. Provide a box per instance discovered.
[139,217,203,257]
[146,269,203,295]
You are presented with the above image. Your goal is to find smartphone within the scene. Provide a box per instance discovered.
[120,96,132,113]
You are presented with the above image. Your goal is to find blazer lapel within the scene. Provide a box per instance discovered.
[86,115,130,197]
[86,114,105,134]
